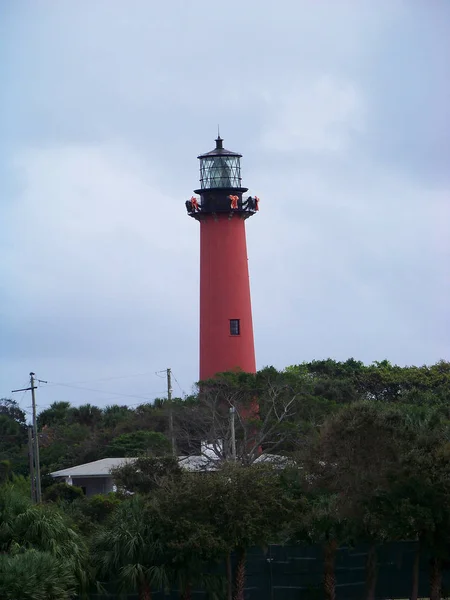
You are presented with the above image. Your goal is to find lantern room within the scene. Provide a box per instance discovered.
[198,136,242,189]
[186,136,259,220]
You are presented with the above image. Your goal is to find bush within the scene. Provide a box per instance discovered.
[83,493,122,522]
[44,482,84,504]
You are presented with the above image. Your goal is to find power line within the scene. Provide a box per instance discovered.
[171,372,187,397]
[42,381,164,402]
[17,389,29,407]
[44,370,164,386]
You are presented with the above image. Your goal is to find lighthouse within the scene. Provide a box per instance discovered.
[186,136,258,381]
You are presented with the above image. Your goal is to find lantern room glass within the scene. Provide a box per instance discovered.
[199,155,242,189]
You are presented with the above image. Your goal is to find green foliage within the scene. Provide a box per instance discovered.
[69,403,103,427]
[5,474,31,497]
[92,495,170,597]
[63,493,122,538]
[44,482,84,504]
[160,463,295,552]
[207,463,295,550]
[0,549,77,600]
[102,404,132,429]
[105,430,171,457]
[0,398,26,424]
[0,459,13,484]
[37,401,71,429]
[0,415,25,441]
[94,464,296,598]
[82,493,122,522]
[0,400,28,476]
[3,359,450,599]
[112,455,182,494]
[0,483,90,595]
[39,422,93,472]
[287,358,450,405]
[28,359,450,475]
[299,492,347,547]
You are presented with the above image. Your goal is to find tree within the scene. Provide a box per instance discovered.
[105,430,171,458]
[38,422,93,472]
[158,463,295,600]
[0,400,28,476]
[0,398,26,425]
[106,460,224,600]
[93,494,168,600]
[0,460,13,484]
[305,493,347,600]
[286,359,450,406]
[299,402,411,600]
[0,482,90,597]
[175,369,305,465]
[373,413,450,600]
[43,482,84,504]
[62,493,122,540]
[150,484,228,600]
[112,455,182,494]
[102,404,132,429]
[128,402,171,435]
[78,493,121,523]
[307,400,450,600]
[37,401,71,429]
[69,403,103,427]
[0,550,77,600]
[0,416,25,447]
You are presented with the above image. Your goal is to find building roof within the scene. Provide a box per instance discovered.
[50,452,288,479]
[50,458,135,478]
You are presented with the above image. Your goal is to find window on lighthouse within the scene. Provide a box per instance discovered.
[230,319,240,336]
[210,156,232,187]
[200,156,242,189]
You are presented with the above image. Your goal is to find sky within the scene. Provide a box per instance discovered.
[1,0,449,418]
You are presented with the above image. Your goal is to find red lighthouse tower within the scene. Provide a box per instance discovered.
[186,136,258,381]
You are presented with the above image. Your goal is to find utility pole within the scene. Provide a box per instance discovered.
[230,406,237,461]
[27,425,36,503]
[12,372,45,503]
[30,373,42,503]
[167,368,176,456]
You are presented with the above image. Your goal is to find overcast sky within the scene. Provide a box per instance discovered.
[1,1,449,417]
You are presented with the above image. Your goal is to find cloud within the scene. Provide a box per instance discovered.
[261,76,365,154]
[246,150,449,370]
[4,143,195,313]
[1,143,199,402]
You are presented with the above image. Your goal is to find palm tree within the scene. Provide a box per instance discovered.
[13,502,90,592]
[0,550,76,600]
[297,492,347,600]
[92,495,168,600]
[102,404,132,429]
[0,483,90,599]
[0,484,30,553]
[70,403,103,427]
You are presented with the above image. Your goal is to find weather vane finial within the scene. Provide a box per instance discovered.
[217,124,221,139]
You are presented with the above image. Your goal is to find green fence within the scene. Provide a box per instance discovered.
[90,541,450,599]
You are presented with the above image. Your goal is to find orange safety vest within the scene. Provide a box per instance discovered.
[229,195,239,209]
